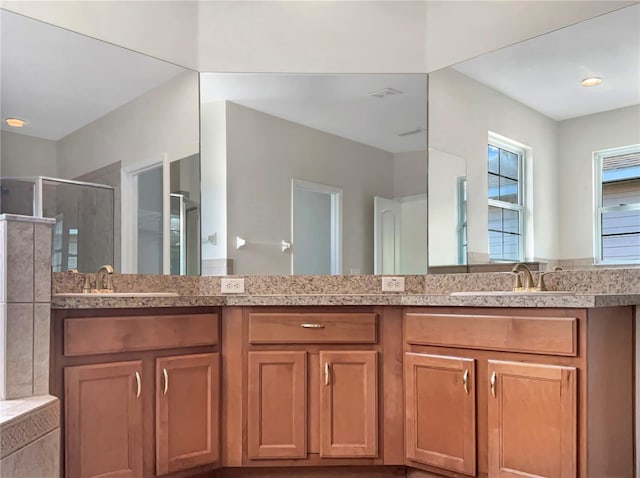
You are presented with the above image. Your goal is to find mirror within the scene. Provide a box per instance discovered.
[429,3,640,269]
[0,9,201,274]
[199,73,433,276]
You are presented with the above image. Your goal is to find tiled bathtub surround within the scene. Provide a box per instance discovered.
[0,396,60,478]
[0,215,54,400]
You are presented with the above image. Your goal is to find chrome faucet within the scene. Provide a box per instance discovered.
[95,264,115,292]
[511,263,535,291]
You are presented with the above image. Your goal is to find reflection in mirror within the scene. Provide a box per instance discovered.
[428,149,467,267]
[429,4,640,269]
[0,9,201,274]
[199,73,428,276]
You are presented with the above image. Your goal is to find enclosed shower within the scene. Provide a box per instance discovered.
[0,176,115,272]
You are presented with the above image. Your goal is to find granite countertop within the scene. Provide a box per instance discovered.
[51,292,640,309]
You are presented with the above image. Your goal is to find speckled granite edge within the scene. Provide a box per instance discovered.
[51,295,225,309]
[224,294,404,306]
[51,292,640,309]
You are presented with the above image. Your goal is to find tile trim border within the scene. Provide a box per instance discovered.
[0,399,60,459]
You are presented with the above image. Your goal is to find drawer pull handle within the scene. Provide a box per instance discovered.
[135,371,141,399]
[463,369,469,395]
[324,362,330,386]
[162,368,169,395]
[490,371,496,398]
[301,323,325,329]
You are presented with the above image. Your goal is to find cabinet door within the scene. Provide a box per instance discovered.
[319,350,378,458]
[247,351,307,459]
[404,353,476,475]
[65,361,143,478]
[156,353,220,475]
[488,360,576,478]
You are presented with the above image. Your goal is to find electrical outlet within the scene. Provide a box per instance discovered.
[381,276,405,292]
[220,278,245,294]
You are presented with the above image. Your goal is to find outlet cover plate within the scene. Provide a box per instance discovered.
[221,278,245,294]
[382,276,405,292]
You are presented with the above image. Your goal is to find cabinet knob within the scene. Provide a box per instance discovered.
[135,371,141,399]
[490,371,497,398]
[463,369,469,395]
[162,368,169,395]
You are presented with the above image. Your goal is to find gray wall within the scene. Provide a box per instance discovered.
[222,102,395,275]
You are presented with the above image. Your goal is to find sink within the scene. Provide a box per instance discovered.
[450,291,576,296]
[54,292,180,298]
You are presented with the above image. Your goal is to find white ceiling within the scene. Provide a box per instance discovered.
[0,10,186,140]
[453,4,640,121]
[200,73,428,154]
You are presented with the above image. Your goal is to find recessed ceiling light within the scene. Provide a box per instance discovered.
[5,117,27,128]
[581,77,602,87]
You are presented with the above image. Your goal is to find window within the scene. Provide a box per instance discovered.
[595,145,640,264]
[488,138,524,261]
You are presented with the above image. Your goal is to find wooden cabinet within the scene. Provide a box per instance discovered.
[403,306,634,478]
[247,351,307,459]
[404,353,476,475]
[319,351,378,458]
[156,353,220,475]
[53,308,221,478]
[487,360,576,478]
[228,307,405,468]
[65,361,144,478]
[246,349,379,461]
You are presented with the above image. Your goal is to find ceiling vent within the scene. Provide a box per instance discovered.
[397,127,426,137]
[368,87,403,99]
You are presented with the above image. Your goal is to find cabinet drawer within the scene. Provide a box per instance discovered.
[64,313,219,356]
[248,313,377,344]
[405,313,577,356]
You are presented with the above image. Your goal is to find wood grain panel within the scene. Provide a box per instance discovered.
[320,351,378,458]
[247,351,307,459]
[487,360,576,478]
[65,361,143,478]
[64,313,219,356]
[405,312,576,356]
[155,353,220,475]
[248,313,377,344]
[404,353,476,475]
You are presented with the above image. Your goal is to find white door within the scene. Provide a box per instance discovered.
[374,196,401,274]
[121,156,170,274]
[291,179,342,275]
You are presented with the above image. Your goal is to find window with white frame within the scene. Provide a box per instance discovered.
[488,138,525,261]
[594,145,640,264]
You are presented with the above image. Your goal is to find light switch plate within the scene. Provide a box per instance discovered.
[221,278,245,294]
[381,276,405,292]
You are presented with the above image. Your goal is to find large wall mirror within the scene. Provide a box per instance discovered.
[429,3,639,269]
[199,73,436,276]
[0,9,201,275]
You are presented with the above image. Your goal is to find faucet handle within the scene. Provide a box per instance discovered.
[511,270,524,291]
[82,276,94,294]
[536,267,564,292]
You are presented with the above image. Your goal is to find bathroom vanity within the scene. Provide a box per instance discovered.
[51,289,637,478]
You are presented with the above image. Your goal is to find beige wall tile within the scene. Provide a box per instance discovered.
[6,222,34,303]
[3,303,33,399]
[0,428,60,478]
[0,220,7,304]
[32,304,50,396]
[33,224,52,303]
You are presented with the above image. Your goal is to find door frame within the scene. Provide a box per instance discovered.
[291,179,343,275]
[121,154,170,274]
